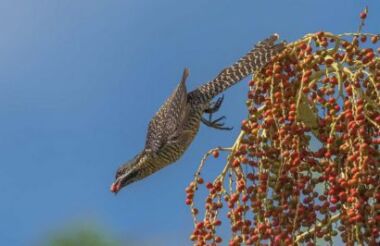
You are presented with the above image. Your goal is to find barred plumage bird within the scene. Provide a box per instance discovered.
[111,34,285,193]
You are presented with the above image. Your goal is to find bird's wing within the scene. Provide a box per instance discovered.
[145,68,191,153]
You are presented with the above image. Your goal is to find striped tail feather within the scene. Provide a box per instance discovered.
[188,34,286,104]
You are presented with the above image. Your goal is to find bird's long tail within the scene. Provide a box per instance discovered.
[188,34,286,104]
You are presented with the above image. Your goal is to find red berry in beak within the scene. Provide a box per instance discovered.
[110,182,119,193]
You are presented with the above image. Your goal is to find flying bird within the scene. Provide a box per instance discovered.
[111,34,285,193]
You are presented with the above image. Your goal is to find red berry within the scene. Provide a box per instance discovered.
[215,236,222,243]
[212,150,219,158]
[206,182,213,189]
[371,35,379,43]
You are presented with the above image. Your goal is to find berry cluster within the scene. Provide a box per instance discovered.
[187,31,380,246]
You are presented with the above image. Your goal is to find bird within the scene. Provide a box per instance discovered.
[110,34,286,194]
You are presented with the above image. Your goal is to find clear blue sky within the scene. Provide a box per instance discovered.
[0,1,379,245]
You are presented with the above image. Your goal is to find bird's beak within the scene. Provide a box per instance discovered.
[110,182,121,194]
[110,168,139,194]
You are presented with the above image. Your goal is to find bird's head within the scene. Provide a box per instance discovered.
[110,151,150,194]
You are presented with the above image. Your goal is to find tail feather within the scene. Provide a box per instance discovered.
[188,34,286,104]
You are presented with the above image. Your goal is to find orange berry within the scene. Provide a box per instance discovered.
[371,35,379,43]
[212,150,219,158]
[206,182,213,189]
[232,159,240,168]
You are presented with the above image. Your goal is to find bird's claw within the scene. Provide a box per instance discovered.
[204,95,224,114]
[201,116,233,131]
[202,95,232,130]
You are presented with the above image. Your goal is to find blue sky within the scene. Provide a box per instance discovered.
[0,1,379,245]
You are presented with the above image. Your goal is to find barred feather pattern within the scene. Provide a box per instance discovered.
[115,104,204,186]
[143,102,204,173]
[188,34,286,105]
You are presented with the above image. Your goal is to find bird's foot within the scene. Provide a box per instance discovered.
[201,116,233,131]
[202,95,232,130]
[204,95,224,114]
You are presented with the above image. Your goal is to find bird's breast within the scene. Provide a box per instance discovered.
[152,108,203,169]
